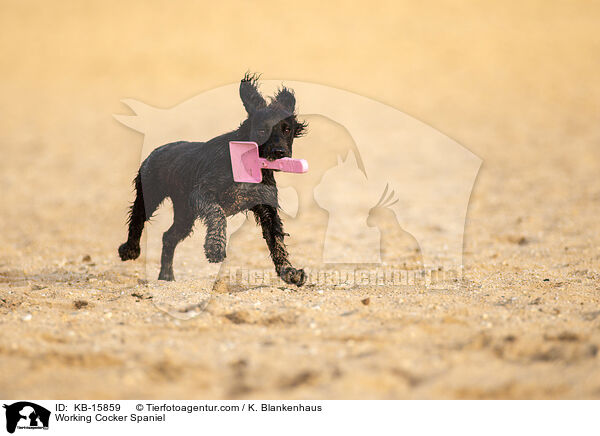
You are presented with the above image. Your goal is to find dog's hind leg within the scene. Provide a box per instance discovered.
[119,173,163,261]
[252,204,306,286]
[158,201,196,281]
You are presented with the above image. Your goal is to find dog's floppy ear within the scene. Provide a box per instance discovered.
[240,72,267,115]
[273,86,296,113]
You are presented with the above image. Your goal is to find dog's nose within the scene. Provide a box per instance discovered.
[272,148,287,159]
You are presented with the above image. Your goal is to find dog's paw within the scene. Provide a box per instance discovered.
[118,243,140,261]
[158,269,175,281]
[279,267,307,287]
[205,241,226,263]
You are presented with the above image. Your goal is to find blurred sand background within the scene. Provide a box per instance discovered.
[1,0,600,398]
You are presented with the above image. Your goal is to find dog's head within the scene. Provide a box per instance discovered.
[239,73,307,161]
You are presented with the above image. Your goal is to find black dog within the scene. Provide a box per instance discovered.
[119,73,307,286]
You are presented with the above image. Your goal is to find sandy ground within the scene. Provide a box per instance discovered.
[1,0,600,399]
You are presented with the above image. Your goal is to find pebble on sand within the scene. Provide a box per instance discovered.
[73,300,89,309]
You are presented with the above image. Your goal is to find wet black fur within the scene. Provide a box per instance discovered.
[119,73,308,285]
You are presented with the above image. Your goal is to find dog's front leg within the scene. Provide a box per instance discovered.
[190,191,227,263]
[252,204,306,286]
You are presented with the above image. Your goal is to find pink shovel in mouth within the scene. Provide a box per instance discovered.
[229,141,309,183]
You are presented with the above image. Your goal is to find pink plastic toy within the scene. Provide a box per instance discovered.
[229,141,309,183]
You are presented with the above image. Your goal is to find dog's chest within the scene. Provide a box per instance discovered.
[218,183,278,216]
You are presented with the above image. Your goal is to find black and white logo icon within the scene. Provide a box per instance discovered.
[3,402,50,434]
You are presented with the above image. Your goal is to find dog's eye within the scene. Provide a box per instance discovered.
[257,129,266,136]
[282,125,291,135]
